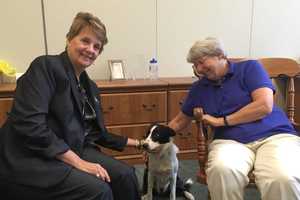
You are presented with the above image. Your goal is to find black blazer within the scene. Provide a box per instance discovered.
[0,52,127,188]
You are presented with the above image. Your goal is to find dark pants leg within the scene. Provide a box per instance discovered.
[0,146,140,200]
[82,146,141,200]
[0,168,113,200]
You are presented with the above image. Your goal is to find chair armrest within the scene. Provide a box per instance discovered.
[193,107,208,177]
[193,107,203,121]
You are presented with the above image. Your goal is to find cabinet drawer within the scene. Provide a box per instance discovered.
[0,98,13,127]
[168,90,188,120]
[101,124,150,157]
[101,92,167,125]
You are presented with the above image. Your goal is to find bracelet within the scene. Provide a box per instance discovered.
[135,139,140,148]
[223,116,229,126]
[135,139,143,150]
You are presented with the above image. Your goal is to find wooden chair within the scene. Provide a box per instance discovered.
[193,57,300,199]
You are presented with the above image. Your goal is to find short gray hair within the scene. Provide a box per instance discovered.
[186,37,226,64]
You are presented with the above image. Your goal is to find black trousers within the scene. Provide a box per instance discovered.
[0,146,141,200]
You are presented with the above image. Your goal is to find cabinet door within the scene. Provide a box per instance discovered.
[168,90,198,158]
[0,98,13,127]
[174,122,197,150]
[101,92,167,125]
[168,90,188,120]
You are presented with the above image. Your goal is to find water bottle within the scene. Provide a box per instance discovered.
[149,58,158,79]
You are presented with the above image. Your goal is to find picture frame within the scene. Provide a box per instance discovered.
[108,59,125,80]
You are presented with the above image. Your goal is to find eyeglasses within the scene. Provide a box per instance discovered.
[192,57,208,68]
[78,84,96,120]
[192,57,207,78]
[192,65,204,79]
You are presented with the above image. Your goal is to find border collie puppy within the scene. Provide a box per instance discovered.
[142,124,194,200]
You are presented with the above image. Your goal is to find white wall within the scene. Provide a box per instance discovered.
[157,0,252,77]
[251,0,300,58]
[0,0,45,72]
[44,0,156,80]
[0,0,300,80]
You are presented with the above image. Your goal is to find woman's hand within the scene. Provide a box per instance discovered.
[203,114,223,127]
[77,159,111,182]
[127,138,146,151]
[56,150,110,182]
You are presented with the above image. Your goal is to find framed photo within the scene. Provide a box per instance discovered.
[108,59,125,80]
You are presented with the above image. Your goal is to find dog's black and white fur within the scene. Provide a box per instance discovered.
[142,124,195,200]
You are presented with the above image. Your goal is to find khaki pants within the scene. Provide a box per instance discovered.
[206,134,300,200]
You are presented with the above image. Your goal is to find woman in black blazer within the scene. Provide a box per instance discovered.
[0,12,141,200]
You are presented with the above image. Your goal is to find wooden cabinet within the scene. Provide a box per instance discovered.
[95,78,198,163]
[0,78,198,164]
[95,79,170,164]
[0,98,14,127]
[0,84,15,127]
[97,78,199,164]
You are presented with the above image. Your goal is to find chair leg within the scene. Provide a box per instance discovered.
[208,189,211,200]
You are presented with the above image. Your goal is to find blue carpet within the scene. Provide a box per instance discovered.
[134,160,260,200]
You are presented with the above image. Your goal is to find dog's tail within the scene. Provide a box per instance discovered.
[183,178,195,200]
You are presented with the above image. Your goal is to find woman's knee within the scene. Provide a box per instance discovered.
[85,179,113,200]
[109,165,140,199]
[207,163,249,191]
[114,164,136,180]
[257,172,300,198]
[111,164,139,190]
[93,183,113,200]
[267,171,300,188]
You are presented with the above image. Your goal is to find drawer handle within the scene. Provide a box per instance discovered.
[179,101,183,106]
[103,106,114,114]
[186,132,192,136]
[142,104,157,111]
[178,132,191,138]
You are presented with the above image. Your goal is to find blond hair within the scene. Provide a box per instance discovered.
[66,12,108,52]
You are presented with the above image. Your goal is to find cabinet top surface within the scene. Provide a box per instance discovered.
[160,77,198,85]
[96,77,196,88]
[95,79,168,89]
[0,83,16,93]
[0,77,197,96]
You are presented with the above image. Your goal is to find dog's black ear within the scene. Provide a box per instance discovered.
[159,125,176,137]
[145,122,158,138]
[144,128,150,138]
[161,125,176,137]
[168,127,176,137]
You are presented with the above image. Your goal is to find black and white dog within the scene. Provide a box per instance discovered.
[141,124,195,200]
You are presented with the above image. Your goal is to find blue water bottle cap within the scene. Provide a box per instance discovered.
[150,58,157,64]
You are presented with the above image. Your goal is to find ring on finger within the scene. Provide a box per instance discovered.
[96,173,100,177]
